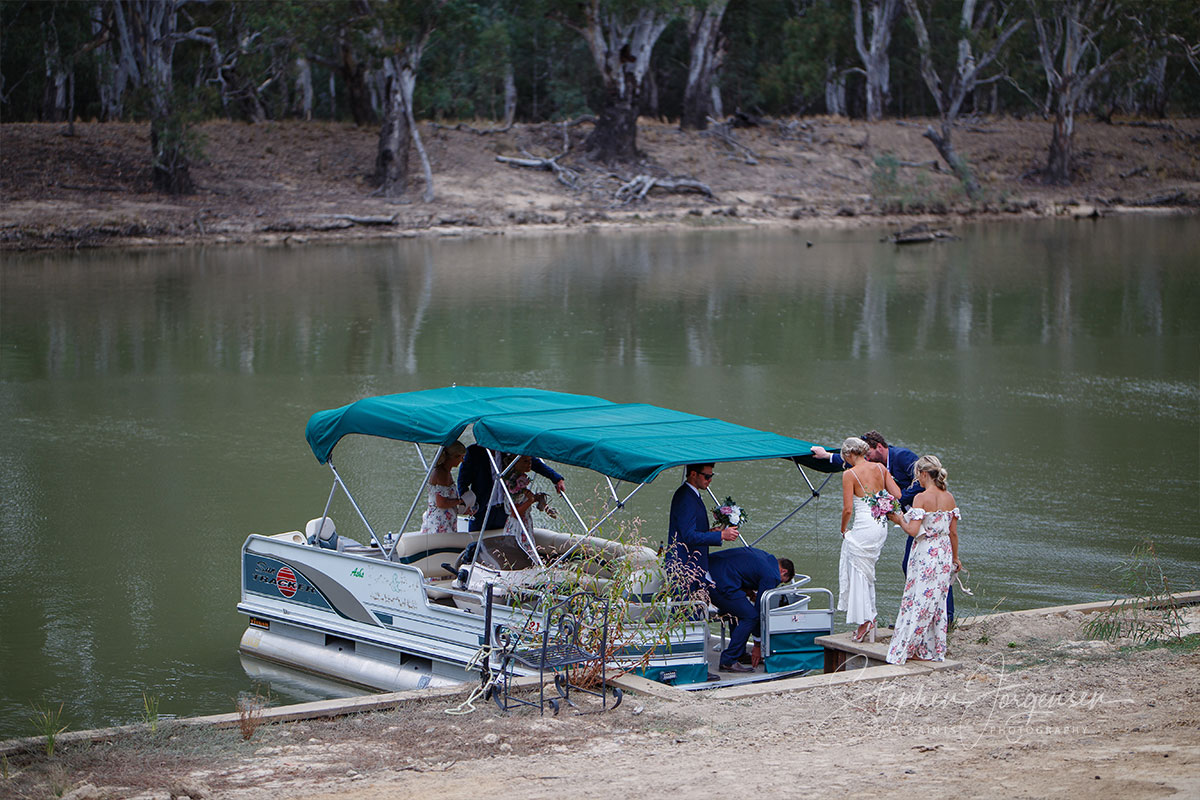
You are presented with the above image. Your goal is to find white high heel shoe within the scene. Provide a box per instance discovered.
[852,619,876,643]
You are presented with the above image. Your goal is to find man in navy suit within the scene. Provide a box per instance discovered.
[708,547,795,672]
[457,444,565,532]
[664,463,738,595]
[810,430,954,620]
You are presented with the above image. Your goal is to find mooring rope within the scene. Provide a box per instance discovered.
[444,644,495,715]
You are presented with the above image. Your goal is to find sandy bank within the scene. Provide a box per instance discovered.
[2,117,1198,252]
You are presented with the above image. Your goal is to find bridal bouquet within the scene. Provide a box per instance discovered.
[865,490,898,522]
[712,496,747,529]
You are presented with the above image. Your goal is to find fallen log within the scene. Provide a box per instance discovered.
[1131,191,1187,207]
[495,153,580,190]
[614,174,715,204]
[431,121,514,135]
[331,214,399,226]
[701,118,759,165]
[886,224,958,244]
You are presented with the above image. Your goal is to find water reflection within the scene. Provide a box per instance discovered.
[0,216,1196,736]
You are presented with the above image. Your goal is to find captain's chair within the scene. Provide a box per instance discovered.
[305,517,339,551]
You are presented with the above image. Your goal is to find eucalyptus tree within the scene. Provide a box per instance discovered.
[1027,0,1128,183]
[680,0,728,130]
[556,0,678,162]
[107,0,225,193]
[358,0,447,199]
[904,0,1024,197]
[191,2,311,123]
[851,0,901,120]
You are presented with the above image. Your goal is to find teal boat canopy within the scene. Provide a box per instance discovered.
[306,386,829,484]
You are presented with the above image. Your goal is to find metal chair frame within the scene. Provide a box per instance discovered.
[485,585,621,715]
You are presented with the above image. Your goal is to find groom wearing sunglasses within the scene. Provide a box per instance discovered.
[664,463,739,596]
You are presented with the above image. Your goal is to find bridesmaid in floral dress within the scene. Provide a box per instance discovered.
[419,441,472,535]
[500,454,555,559]
[885,455,961,664]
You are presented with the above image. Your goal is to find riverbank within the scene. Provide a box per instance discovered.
[2,116,1198,251]
[5,603,1199,799]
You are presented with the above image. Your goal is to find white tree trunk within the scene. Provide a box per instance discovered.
[681,1,727,130]
[400,65,434,203]
[503,63,517,126]
[92,2,129,120]
[294,56,314,121]
[825,61,847,116]
[852,0,900,121]
[1029,0,1125,183]
[574,3,671,162]
[41,17,69,122]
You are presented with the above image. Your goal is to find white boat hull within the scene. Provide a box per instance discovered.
[237,530,711,692]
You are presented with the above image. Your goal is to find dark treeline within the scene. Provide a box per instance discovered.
[2,0,1198,195]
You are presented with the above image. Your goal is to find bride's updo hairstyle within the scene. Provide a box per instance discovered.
[840,436,870,461]
[915,454,948,490]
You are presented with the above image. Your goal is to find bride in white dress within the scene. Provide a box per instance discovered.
[886,455,961,664]
[837,437,904,643]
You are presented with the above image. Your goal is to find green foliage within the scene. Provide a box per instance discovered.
[27,702,68,757]
[498,483,705,682]
[870,152,960,213]
[140,693,161,733]
[1082,539,1187,644]
[2,0,1198,124]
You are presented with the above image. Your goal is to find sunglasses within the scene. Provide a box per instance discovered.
[698,472,714,479]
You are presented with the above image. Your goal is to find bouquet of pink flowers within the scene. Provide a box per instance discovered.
[712,496,747,528]
[865,490,898,522]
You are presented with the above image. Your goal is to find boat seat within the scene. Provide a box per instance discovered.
[305,517,340,550]
[393,529,475,575]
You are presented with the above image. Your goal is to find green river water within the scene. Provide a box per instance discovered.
[1,216,1196,737]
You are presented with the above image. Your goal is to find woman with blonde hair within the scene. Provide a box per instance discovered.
[419,441,473,535]
[838,436,904,643]
[885,455,961,664]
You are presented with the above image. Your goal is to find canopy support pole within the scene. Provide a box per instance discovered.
[327,462,383,551]
[547,483,645,570]
[603,476,621,505]
[387,444,443,560]
[413,442,430,471]
[315,471,339,545]
[749,467,835,548]
[480,449,544,568]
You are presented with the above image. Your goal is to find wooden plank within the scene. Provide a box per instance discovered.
[0,677,555,757]
[954,590,1200,627]
[609,672,690,702]
[706,663,931,700]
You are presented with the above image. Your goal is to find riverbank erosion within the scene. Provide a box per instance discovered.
[2,117,1198,251]
[4,606,1199,799]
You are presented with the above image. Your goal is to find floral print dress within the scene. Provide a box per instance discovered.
[502,472,538,558]
[886,507,960,664]
[420,482,460,535]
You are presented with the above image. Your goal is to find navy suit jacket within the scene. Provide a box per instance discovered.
[830,446,921,509]
[457,444,564,531]
[665,483,722,584]
[709,547,780,601]
[708,547,781,636]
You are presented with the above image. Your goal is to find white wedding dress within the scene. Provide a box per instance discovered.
[838,493,889,626]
